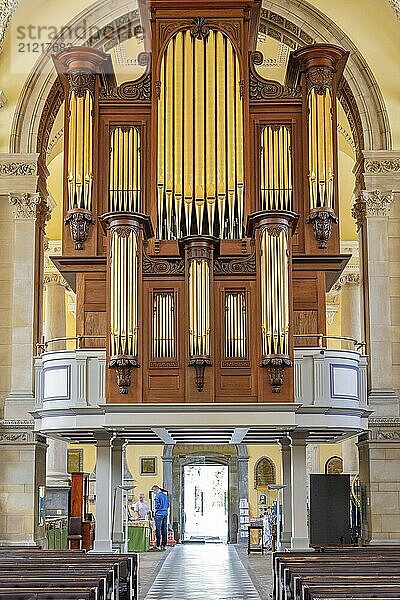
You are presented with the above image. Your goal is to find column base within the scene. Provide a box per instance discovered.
[281,532,292,548]
[290,537,313,551]
[92,539,113,552]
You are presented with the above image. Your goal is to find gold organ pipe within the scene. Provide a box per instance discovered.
[206,32,216,234]
[226,40,235,238]
[194,37,205,234]
[324,90,333,207]
[183,32,193,235]
[67,93,76,210]
[165,41,174,237]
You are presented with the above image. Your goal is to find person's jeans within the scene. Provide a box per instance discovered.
[154,514,167,547]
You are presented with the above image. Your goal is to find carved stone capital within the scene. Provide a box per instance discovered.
[9,193,41,219]
[43,272,68,287]
[338,272,360,287]
[352,190,394,230]
[362,189,394,217]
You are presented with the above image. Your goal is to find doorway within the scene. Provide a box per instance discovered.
[182,464,228,542]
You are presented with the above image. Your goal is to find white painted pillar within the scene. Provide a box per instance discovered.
[111,438,124,544]
[46,438,69,485]
[340,274,362,342]
[280,438,292,547]
[290,433,310,550]
[93,434,113,552]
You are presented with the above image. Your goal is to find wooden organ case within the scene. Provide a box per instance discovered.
[52,0,350,405]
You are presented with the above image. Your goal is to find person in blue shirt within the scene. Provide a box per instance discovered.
[152,485,170,550]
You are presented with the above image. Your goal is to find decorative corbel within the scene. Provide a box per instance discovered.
[109,356,139,394]
[261,356,292,394]
[307,207,338,249]
[188,357,212,392]
[64,209,95,250]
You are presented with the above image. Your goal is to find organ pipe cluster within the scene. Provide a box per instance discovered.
[224,291,247,359]
[109,126,141,213]
[260,226,290,358]
[152,292,176,358]
[157,29,244,240]
[260,125,293,211]
[67,90,94,212]
[110,227,139,359]
[188,258,211,358]
[308,88,334,211]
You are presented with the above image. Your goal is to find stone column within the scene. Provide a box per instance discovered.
[5,192,50,420]
[111,438,124,544]
[352,182,398,416]
[358,419,400,544]
[290,432,310,550]
[93,434,113,552]
[280,437,292,547]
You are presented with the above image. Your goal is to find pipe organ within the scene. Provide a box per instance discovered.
[53,0,349,403]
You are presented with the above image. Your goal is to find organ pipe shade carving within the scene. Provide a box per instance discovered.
[308,88,334,210]
[260,227,289,357]
[67,90,94,211]
[152,292,175,358]
[224,291,247,358]
[260,125,293,211]
[188,259,210,357]
[157,29,244,240]
[109,126,141,212]
[110,228,139,358]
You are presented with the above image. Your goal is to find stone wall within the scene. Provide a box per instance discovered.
[0,196,14,416]
[359,419,400,544]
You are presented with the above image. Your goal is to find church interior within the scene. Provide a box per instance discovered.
[0,0,399,598]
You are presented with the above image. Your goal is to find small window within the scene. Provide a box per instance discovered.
[254,457,276,489]
[325,456,343,475]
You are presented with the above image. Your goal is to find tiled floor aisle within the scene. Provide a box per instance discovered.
[142,544,263,599]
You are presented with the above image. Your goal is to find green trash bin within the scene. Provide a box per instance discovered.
[128,523,151,552]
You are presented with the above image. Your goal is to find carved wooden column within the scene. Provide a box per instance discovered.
[100,212,153,401]
[182,236,217,399]
[247,210,297,399]
[292,45,348,253]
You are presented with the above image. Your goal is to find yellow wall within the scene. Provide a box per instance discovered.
[247,445,282,517]
[319,443,343,473]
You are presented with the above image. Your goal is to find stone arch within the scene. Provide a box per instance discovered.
[10,0,391,158]
[254,456,276,488]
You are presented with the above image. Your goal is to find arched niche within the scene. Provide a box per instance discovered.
[254,456,276,489]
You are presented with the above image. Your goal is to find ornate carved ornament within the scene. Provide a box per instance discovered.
[265,223,287,237]
[0,162,36,176]
[142,251,185,276]
[190,17,210,40]
[100,53,151,102]
[364,189,395,216]
[365,159,400,173]
[110,225,134,238]
[221,360,250,368]
[188,357,212,392]
[64,209,95,250]
[249,52,301,101]
[307,207,338,249]
[305,66,334,94]
[149,360,179,369]
[0,0,19,53]
[214,250,256,276]
[43,272,69,287]
[338,272,360,287]
[67,71,96,98]
[9,193,41,219]
[109,356,139,394]
[337,79,363,159]
[260,355,292,394]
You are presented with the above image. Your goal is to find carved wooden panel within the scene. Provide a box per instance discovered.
[293,271,326,346]
[76,272,106,348]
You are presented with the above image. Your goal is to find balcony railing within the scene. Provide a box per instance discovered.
[34,334,368,410]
